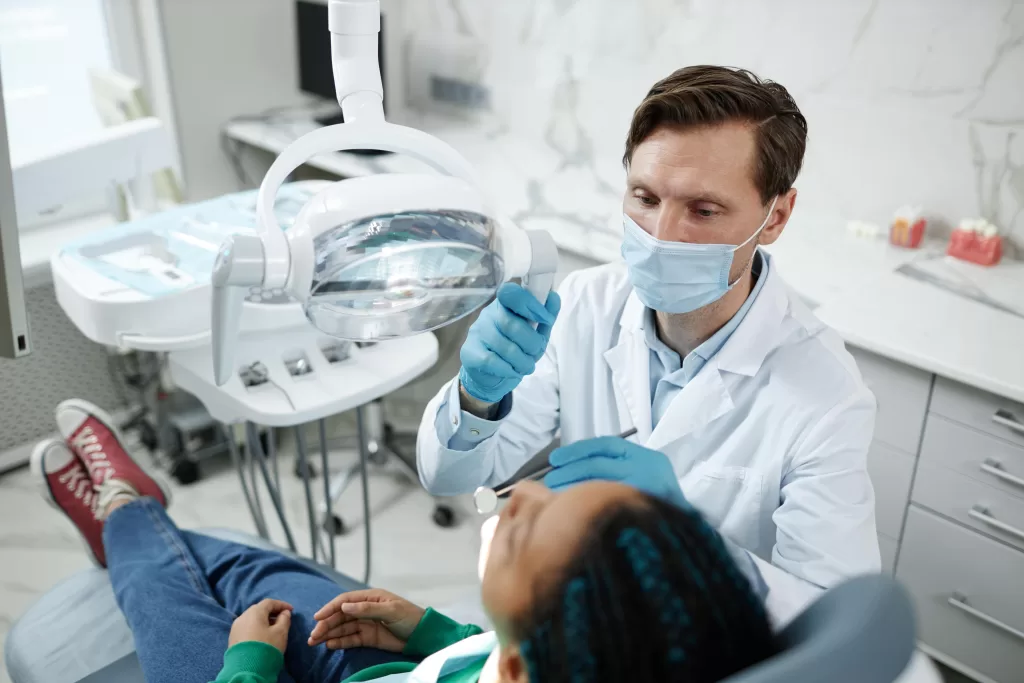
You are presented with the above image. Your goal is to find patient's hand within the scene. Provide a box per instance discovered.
[309,588,426,652]
[229,599,293,653]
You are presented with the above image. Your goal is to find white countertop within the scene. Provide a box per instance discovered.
[765,217,1024,403]
[225,114,1024,404]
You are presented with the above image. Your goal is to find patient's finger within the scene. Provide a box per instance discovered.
[323,621,376,649]
[308,613,359,643]
[325,621,404,652]
[321,621,364,642]
[339,600,399,621]
[308,619,362,646]
[309,609,357,639]
[313,589,386,620]
[270,610,291,635]
[253,599,294,619]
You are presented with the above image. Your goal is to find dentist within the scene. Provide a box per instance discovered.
[417,65,880,596]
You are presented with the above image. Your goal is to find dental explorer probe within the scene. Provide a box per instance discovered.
[473,427,639,515]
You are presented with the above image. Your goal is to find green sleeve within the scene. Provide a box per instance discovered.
[209,641,284,683]
[402,608,485,658]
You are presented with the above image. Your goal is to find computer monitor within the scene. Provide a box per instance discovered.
[297,0,386,128]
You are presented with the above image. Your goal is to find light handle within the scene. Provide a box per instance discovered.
[211,233,265,386]
[522,229,559,325]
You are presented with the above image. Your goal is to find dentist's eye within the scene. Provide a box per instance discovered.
[637,194,658,207]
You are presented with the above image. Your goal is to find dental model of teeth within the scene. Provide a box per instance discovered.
[947,218,1003,267]
[846,220,883,238]
[889,206,927,249]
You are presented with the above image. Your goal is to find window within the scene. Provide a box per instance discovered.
[0,1,114,165]
[0,0,179,231]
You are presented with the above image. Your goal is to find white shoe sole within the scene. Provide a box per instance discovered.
[30,438,104,567]
[55,398,174,508]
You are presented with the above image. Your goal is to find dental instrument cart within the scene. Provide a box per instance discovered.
[49,182,452,581]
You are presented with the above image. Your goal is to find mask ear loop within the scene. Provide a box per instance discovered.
[726,195,779,288]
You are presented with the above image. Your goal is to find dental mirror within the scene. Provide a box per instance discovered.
[473,427,638,515]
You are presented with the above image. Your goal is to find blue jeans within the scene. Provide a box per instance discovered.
[104,498,415,683]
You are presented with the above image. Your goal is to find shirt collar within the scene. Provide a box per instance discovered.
[641,249,770,367]
[693,249,768,361]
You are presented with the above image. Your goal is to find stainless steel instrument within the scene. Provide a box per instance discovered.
[473,427,639,514]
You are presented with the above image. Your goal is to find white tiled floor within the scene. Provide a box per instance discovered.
[0,438,485,683]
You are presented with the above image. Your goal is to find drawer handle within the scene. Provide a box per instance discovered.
[968,505,1024,542]
[948,593,1024,643]
[992,409,1024,436]
[981,458,1024,490]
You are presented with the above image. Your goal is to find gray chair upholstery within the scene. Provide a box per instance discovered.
[7,530,916,683]
[723,574,916,683]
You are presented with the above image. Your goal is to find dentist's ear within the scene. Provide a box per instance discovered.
[498,645,530,683]
[758,188,797,246]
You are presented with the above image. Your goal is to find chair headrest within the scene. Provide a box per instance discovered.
[723,575,916,683]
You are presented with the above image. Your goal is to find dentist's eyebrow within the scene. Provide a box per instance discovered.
[688,191,731,207]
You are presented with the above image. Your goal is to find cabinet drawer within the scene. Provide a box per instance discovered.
[897,507,1024,683]
[913,462,1024,553]
[848,347,931,454]
[932,377,1024,450]
[879,533,897,575]
[867,441,914,538]
[921,414,1024,502]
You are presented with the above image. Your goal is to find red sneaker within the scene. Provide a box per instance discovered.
[56,399,172,508]
[31,439,106,566]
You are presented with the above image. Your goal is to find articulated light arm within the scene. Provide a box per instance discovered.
[329,0,385,123]
[211,0,559,387]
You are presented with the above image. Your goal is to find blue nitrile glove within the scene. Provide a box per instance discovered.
[543,436,688,509]
[458,282,562,404]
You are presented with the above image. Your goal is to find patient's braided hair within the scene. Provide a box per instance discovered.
[514,496,776,683]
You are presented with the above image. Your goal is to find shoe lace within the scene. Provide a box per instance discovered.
[95,479,140,520]
[72,427,113,480]
[57,463,96,508]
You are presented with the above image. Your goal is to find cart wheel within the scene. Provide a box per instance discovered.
[324,514,347,535]
[295,459,318,479]
[170,458,200,485]
[432,505,456,528]
[139,420,158,453]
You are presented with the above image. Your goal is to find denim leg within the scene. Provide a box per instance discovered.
[104,499,295,683]
[181,530,417,683]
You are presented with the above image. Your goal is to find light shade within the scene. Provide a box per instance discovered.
[305,208,504,339]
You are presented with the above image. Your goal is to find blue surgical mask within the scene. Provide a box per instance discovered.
[620,197,777,314]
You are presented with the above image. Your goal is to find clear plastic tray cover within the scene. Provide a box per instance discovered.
[60,185,315,298]
[306,209,504,340]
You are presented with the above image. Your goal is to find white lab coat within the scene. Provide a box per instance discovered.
[417,259,881,589]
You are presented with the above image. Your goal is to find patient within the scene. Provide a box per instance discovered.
[33,399,776,683]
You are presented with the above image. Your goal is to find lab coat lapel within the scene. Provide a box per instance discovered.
[603,293,653,442]
[646,258,791,454]
[646,360,733,453]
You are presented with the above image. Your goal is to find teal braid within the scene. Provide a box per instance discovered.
[516,494,777,683]
[562,577,597,683]
[616,528,690,662]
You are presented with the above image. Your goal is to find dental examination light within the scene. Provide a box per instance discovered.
[211,0,558,385]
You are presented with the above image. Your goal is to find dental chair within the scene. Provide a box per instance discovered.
[6,528,927,683]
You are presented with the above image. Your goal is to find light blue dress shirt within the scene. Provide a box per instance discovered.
[644,250,768,428]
